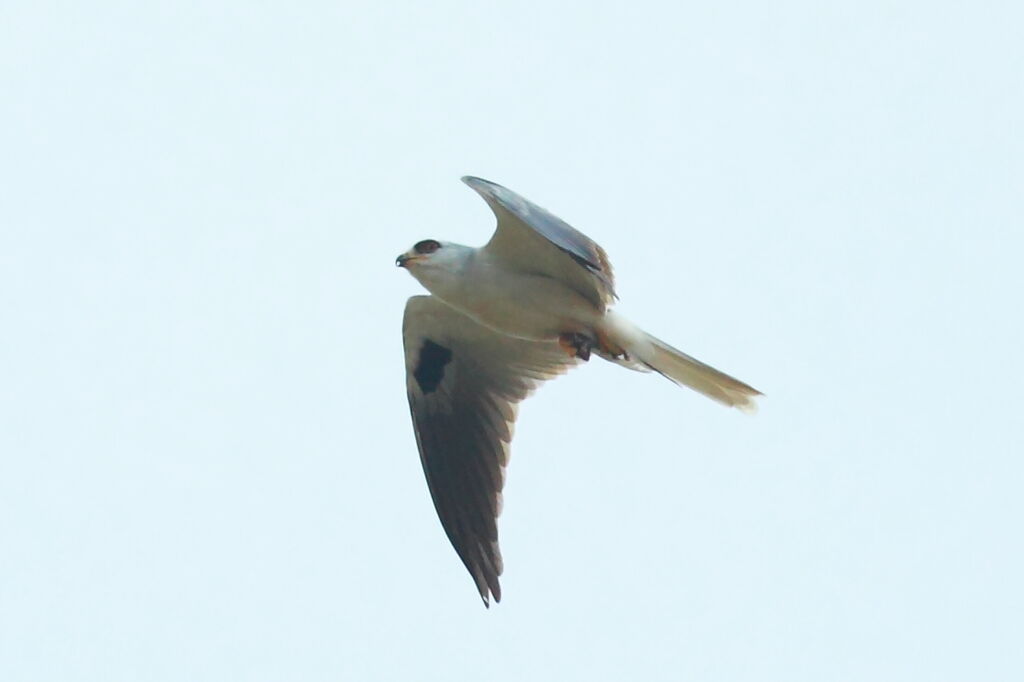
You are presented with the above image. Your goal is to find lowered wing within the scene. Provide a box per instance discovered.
[402,295,581,605]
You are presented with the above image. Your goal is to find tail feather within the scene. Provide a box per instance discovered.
[598,312,761,413]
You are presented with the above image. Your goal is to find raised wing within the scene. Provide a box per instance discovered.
[463,176,617,310]
[402,295,581,606]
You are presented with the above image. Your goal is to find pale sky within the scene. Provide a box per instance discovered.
[2,2,1022,680]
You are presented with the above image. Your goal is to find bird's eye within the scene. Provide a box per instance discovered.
[414,239,441,255]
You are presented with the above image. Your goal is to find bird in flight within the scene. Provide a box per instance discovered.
[397,176,760,606]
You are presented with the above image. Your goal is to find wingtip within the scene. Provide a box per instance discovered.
[461,175,503,194]
[478,586,501,609]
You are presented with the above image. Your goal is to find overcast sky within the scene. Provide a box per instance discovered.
[2,2,1022,680]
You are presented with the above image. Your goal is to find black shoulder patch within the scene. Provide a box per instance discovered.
[414,340,453,394]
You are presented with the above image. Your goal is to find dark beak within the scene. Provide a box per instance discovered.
[396,254,409,267]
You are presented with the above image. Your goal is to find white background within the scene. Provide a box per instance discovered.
[2,2,1021,680]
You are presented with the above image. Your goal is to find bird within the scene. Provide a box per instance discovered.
[397,176,761,606]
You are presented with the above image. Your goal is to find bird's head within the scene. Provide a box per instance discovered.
[396,239,472,294]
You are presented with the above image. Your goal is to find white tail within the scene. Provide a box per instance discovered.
[598,311,762,413]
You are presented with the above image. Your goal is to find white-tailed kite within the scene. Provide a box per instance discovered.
[398,176,760,606]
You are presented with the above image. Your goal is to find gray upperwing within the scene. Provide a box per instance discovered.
[463,176,617,304]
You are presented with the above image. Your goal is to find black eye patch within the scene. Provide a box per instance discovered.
[414,239,441,254]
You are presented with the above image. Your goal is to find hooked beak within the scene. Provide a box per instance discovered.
[396,253,422,268]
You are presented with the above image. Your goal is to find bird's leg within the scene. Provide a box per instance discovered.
[596,329,629,361]
[558,332,593,361]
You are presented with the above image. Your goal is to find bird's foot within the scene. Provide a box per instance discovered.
[558,332,593,361]
[596,329,629,361]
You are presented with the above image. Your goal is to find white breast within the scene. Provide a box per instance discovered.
[449,256,602,341]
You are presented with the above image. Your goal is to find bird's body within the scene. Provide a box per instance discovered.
[397,176,761,606]
[419,246,601,341]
